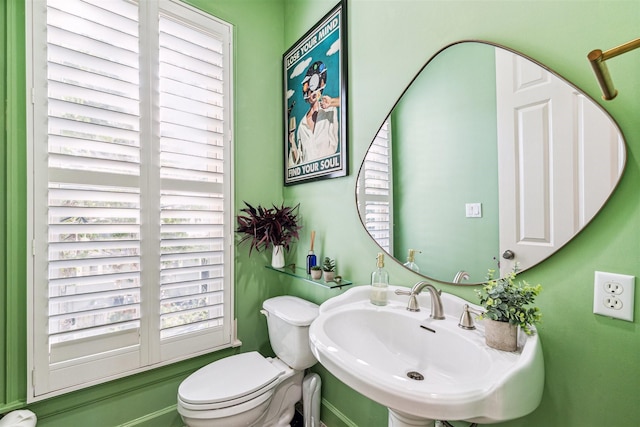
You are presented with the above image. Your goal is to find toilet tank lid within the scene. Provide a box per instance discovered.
[262,296,319,326]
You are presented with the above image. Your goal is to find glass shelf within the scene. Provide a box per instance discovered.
[265,265,353,289]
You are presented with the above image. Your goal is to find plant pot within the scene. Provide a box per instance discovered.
[323,271,335,282]
[271,245,285,269]
[484,319,518,352]
[311,269,322,280]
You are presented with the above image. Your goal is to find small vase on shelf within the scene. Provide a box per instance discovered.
[321,257,336,282]
[310,266,322,280]
[323,271,335,282]
[271,245,285,269]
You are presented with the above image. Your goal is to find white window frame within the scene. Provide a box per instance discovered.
[26,0,236,402]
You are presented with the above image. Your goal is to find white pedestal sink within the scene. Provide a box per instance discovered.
[309,285,544,427]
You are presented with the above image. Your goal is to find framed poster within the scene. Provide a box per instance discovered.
[283,1,347,185]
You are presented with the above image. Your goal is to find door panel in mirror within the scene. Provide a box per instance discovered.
[356,41,625,284]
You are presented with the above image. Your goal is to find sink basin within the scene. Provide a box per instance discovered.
[309,285,544,426]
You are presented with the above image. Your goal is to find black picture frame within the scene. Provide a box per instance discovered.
[283,1,348,185]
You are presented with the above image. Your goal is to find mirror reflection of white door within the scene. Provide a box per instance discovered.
[496,49,624,276]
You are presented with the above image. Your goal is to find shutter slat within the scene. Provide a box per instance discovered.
[48,115,139,147]
[49,0,138,37]
[49,312,141,337]
[48,98,140,131]
[49,135,139,164]
[160,292,224,312]
[161,318,223,339]
[49,81,139,115]
[50,289,140,313]
[47,25,138,68]
[161,78,222,103]
[49,62,139,101]
[161,278,224,296]
[48,257,141,279]
[48,43,139,85]
[161,265,224,285]
[49,240,140,260]
[160,16,223,53]
[161,210,223,225]
[161,93,223,119]
[161,306,224,329]
[49,206,140,223]
[160,33,223,69]
[49,321,139,346]
[160,107,222,133]
[161,238,223,254]
[49,272,139,295]
[160,62,222,90]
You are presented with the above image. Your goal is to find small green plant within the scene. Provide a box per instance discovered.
[476,266,542,335]
[322,257,336,272]
[310,265,322,271]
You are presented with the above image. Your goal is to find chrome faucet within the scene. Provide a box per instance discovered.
[394,281,445,319]
[453,270,470,284]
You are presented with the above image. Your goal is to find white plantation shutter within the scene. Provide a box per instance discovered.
[157,11,230,357]
[357,120,393,253]
[29,0,234,400]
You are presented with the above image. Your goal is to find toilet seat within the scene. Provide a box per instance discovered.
[178,351,285,411]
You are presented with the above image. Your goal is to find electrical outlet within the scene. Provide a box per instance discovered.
[603,296,623,310]
[593,271,635,322]
[604,281,623,295]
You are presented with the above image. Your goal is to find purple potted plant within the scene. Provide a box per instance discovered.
[236,201,301,268]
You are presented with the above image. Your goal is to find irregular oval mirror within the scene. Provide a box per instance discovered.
[356,41,626,284]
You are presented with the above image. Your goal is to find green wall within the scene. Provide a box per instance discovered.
[283,0,640,426]
[2,0,27,413]
[392,42,499,282]
[2,0,640,426]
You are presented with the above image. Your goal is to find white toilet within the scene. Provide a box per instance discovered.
[177,296,320,427]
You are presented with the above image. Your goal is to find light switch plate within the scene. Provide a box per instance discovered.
[593,271,635,322]
[465,203,482,218]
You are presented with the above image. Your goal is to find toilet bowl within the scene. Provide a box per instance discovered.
[177,296,319,427]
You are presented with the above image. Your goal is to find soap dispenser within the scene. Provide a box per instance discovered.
[403,249,421,273]
[370,253,389,306]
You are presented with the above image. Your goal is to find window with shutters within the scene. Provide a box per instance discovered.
[357,120,393,253]
[27,0,234,400]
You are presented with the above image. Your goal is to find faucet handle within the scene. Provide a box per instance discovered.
[395,289,420,312]
[394,289,421,311]
[458,304,484,330]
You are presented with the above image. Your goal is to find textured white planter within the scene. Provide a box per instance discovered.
[271,245,285,268]
[484,319,518,352]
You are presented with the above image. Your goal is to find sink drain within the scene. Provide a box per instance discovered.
[406,371,424,381]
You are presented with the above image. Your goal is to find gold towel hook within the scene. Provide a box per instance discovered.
[588,37,640,100]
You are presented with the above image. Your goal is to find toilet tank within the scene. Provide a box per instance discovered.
[262,296,319,370]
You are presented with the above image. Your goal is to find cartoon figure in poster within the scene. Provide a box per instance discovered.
[288,61,340,166]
